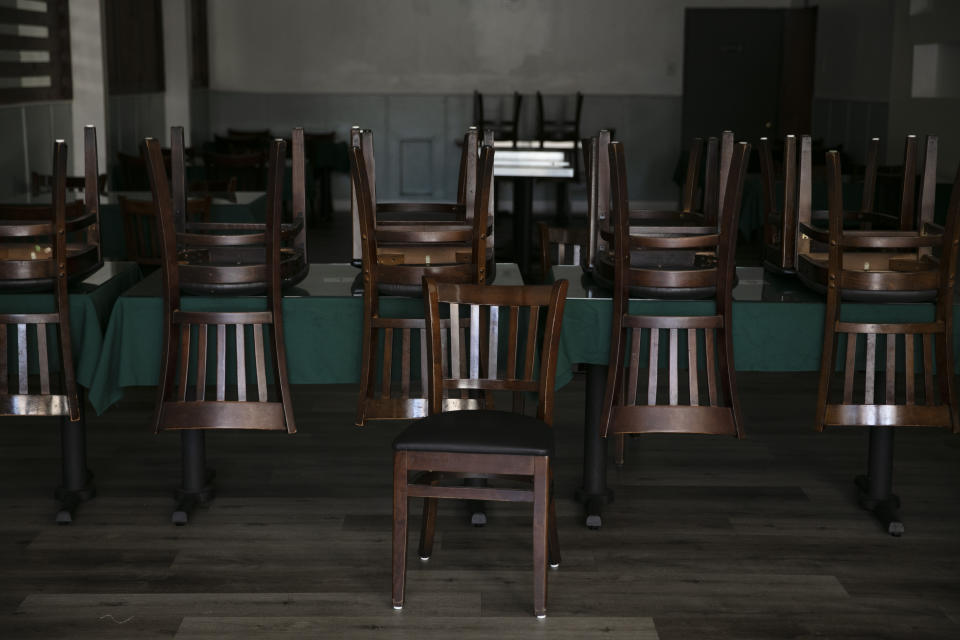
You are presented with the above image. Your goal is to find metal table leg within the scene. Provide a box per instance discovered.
[854,425,903,536]
[55,392,95,524]
[173,430,216,525]
[574,364,613,529]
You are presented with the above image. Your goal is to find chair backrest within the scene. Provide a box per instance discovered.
[759,134,799,272]
[538,222,588,281]
[605,138,749,294]
[0,126,102,288]
[423,279,568,424]
[350,137,494,293]
[585,130,733,276]
[145,134,295,433]
[474,92,522,146]
[823,143,943,295]
[155,126,307,293]
[536,91,584,144]
[349,126,492,265]
[0,140,80,421]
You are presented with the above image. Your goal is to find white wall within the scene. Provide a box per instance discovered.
[813,0,895,101]
[887,0,960,177]
[208,0,793,96]
[69,0,107,171]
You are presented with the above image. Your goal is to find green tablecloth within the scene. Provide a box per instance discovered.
[86,263,525,415]
[552,266,960,390]
[0,262,141,388]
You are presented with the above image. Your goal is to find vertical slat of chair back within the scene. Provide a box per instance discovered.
[424,280,568,424]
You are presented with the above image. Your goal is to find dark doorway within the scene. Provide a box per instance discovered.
[682,8,817,145]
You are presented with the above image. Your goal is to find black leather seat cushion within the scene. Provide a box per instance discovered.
[393,409,553,457]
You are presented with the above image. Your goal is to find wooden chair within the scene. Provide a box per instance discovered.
[600,140,751,464]
[587,130,735,297]
[474,91,522,147]
[0,132,102,523]
[1,127,103,290]
[813,147,959,535]
[119,195,211,268]
[31,171,107,196]
[797,135,933,294]
[762,135,902,275]
[392,278,568,618]
[349,126,496,289]
[537,222,588,282]
[144,133,297,524]
[179,128,308,294]
[350,137,494,425]
[536,91,583,147]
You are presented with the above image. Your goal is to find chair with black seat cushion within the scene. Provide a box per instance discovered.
[392,277,568,618]
[812,147,960,536]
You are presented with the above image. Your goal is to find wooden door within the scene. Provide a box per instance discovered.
[682,8,817,144]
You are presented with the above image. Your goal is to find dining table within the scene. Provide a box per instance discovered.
[0,260,141,522]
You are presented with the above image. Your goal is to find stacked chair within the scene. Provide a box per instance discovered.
[0,127,103,522]
[811,138,960,535]
[143,127,304,524]
[350,130,495,425]
[598,136,751,463]
[586,130,735,299]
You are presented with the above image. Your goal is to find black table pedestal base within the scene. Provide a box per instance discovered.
[576,364,613,529]
[55,415,95,524]
[854,426,904,536]
[173,431,216,525]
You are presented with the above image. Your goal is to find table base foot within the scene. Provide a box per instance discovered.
[54,471,95,524]
[575,488,614,530]
[855,475,904,536]
[173,469,216,526]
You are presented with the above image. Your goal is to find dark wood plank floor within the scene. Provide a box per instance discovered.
[1,372,959,638]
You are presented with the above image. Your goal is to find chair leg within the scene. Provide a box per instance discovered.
[614,434,626,465]
[547,497,561,569]
[815,286,841,431]
[392,451,409,609]
[532,457,549,618]
[418,496,438,560]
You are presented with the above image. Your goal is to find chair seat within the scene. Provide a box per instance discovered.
[393,409,553,457]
